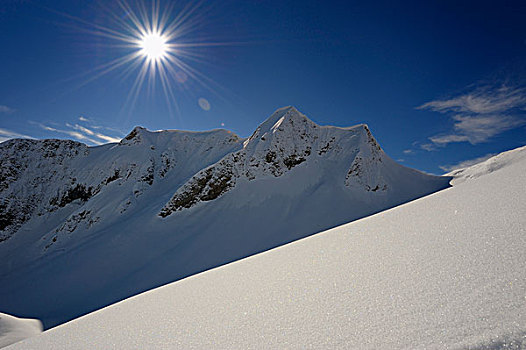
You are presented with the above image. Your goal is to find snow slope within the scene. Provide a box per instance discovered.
[0,107,450,330]
[447,145,526,184]
[8,145,526,349]
[0,314,41,349]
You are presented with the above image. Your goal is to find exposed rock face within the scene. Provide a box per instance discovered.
[121,126,144,145]
[344,125,388,192]
[0,139,89,242]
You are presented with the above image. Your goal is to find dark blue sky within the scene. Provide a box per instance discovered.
[1,0,525,173]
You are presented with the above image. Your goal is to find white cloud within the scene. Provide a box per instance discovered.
[36,118,123,145]
[0,105,15,114]
[439,152,497,173]
[429,133,470,145]
[418,85,526,148]
[2,117,124,146]
[0,128,33,143]
[38,123,102,145]
[77,116,125,139]
[420,143,436,152]
[71,124,121,143]
[41,125,58,132]
[33,117,125,145]
[418,85,526,114]
[93,133,122,143]
[72,124,95,136]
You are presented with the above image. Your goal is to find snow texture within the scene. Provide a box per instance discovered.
[0,107,449,331]
[0,313,41,348]
[7,144,526,350]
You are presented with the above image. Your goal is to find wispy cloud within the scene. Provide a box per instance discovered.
[37,123,102,145]
[0,105,15,114]
[37,120,122,145]
[70,123,122,143]
[418,84,526,149]
[76,116,126,139]
[0,128,33,143]
[420,143,436,152]
[418,85,526,115]
[2,115,124,146]
[439,152,497,173]
[430,114,523,145]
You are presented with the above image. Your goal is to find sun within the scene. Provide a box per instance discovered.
[62,0,231,116]
[139,32,168,61]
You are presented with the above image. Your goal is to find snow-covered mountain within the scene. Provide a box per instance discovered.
[0,106,450,330]
[160,106,440,216]
[7,144,526,350]
[0,127,242,244]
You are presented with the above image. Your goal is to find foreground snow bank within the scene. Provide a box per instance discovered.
[8,146,526,349]
[0,313,41,348]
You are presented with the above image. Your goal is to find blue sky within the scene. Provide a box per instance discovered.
[1,0,525,173]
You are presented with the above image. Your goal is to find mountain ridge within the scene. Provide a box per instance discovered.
[160,107,391,216]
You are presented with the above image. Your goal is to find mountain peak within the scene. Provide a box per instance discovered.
[120,126,147,145]
[260,106,312,130]
[244,106,316,148]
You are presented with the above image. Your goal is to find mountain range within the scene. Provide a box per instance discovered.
[0,106,451,330]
